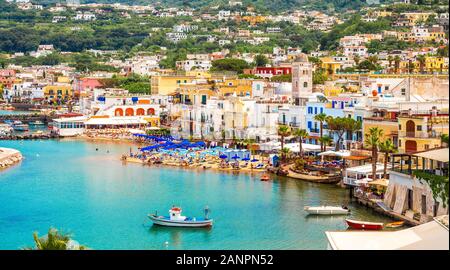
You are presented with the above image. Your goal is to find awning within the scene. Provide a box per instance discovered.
[368,179,389,187]
[318,150,351,157]
[413,148,449,163]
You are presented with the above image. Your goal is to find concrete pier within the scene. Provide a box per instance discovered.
[0,147,23,169]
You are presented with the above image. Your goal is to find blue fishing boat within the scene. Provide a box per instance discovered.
[148,206,213,227]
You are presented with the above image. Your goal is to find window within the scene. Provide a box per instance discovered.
[320,108,323,114]
[398,139,401,147]
[399,124,402,130]
[314,107,317,114]
[424,144,429,150]
[401,88,406,96]
[303,82,308,88]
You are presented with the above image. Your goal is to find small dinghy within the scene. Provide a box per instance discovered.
[385,221,404,228]
[304,205,350,215]
[345,219,384,230]
[148,206,213,227]
[260,174,270,181]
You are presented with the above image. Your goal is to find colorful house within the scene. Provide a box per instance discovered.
[43,84,73,101]
[398,112,449,153]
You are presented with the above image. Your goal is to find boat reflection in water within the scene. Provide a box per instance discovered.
[148,219,213,249]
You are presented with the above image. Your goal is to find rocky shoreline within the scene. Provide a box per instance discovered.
[0,147,23,169]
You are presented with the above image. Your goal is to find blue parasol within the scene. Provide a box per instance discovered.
[231,155,240,160]
[219,155,227,159]
[251,158,259,162]
[242,157,250,161]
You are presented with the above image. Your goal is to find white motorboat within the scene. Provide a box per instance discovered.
[148,206,213,227]
[304,205,350,215]
[29,120,45,126]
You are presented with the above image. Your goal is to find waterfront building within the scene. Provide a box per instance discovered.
[386,148,449,223]
[343,163,388,187]
[52,116,87,137]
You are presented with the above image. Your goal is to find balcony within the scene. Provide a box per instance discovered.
[398,131,442,139]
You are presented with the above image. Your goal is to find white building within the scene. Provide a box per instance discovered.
[176,59,212,72]
[74,12,96,21]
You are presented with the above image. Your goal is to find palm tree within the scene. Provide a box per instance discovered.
[353,55,361,66]
[417,54,426,74]
[368,55,378,66]
[394,55,401,74]
[388,55,394,72]
[379,139,396,179]
[407,60,415,74]
[364,127,384,181]
[318,135,333,150]
[277,125,291,162]
[25,228,88,250]
[314,113,328,151]
[292,128,309,157]
[280,147,291,162]
[440,134,449,147]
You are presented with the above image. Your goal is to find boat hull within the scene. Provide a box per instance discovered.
[346,219,384,230]
[148,215,213,227]
[304,207,350,215]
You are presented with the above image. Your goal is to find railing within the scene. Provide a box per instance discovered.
[398,131,442,138]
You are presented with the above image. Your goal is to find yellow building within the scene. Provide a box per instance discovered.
[320,57,343,75]
[56,76,71,83]
[224,97,249,139]
[43,84,73,101]
[423,56,448,73]
[400,56,448,74]
[401,12,436,24]
[240,15,266,25]
[363,116,399,147]
[215,79,252,97]
[143,116,160,127]
[398,113,449,153]
[178,84,215,105]
[429,31,446,42]
[150,71,235,95]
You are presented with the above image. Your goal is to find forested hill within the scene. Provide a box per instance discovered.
[32,0,386,12]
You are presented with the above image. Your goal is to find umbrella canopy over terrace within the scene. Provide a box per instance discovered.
[318,150,351,157]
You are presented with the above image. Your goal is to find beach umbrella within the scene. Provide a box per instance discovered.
[242,157,250,161]
[251,158,259,162]
[219,154,227,159]
[231,155,240,160]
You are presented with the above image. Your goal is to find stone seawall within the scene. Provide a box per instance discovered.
[0,147,23,169]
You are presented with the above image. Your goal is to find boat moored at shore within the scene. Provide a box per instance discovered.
[304,206,350,215]
[345,219,384,230]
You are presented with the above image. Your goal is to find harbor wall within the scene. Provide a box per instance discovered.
[0,147,23,169]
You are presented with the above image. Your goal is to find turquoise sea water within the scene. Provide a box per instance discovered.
[0,110,32,115]
[0,139,393,250]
